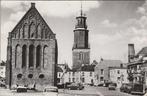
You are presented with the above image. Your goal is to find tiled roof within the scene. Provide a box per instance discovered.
[57,66,63,72]
[95,59,122,68]
[137,47,147,56]
[77,65,95,71]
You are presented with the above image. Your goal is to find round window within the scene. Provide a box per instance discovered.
[39,74,44,79]
[17,74,22,79]
[28,74,33,78]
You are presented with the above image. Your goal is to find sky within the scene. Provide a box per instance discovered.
[1,0,147,67]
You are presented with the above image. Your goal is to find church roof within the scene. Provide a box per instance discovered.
[11,3,55,37]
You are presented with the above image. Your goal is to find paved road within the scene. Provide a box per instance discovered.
[59,86,139,96]
[0,86,142,96]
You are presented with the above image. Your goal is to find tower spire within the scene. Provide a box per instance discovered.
[80,0,83,16]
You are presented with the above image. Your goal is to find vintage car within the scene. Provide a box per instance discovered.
[120,83,132,93]
[43,86,58,96]
[108,83,117,90]
[131,83,144,95]
[67,83,84,90]
[16,85,27,92]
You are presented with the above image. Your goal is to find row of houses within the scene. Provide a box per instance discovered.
[57,44,147,91]
[127,44,147,93]
[57,59,129,88]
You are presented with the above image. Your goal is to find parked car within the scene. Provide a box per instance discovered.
[16,85,27,92]
[131,83,144,95]
[120,83,132,93]
[108,83,117,90]
[97,83,104,87]
[43,86,58,96]
[67,83,84,90]
[57,83,64,89]
[104,82,113,87]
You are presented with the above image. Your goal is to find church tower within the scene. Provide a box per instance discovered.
[72,6,90,70]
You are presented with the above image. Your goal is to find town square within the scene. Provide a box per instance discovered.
[0,1,147,96]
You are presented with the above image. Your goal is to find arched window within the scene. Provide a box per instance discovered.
[29,45,34,68]
[41,28,45,39]
[37,24,42,38]
[45,29,48,39]
[43,45,48,68]
[79,52,83,60]
[22,45,27,68]
[23,24,28,38]
[15,44,21,68]
[36,45,41,68]
[29,22,36,38]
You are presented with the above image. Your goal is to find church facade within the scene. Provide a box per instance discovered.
[72,11,90,70]
[6,3,58,90]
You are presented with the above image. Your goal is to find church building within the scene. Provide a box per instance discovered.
[72,9,90,70]
[6,3,58,90]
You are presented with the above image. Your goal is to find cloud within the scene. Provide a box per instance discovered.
[10,11,25,22]
[136,1,147,15]
[101,19,117,28]
[1,1,100,17]
[1,1,100,62]
[136,7,146,14]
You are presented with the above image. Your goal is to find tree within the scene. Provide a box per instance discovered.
[0,61,6,66]
[127,72,134,83]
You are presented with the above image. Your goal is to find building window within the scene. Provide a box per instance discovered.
[82,78,85,83]
[17,74,22,79]
[82,72,84,76]
[22,45,27,68]
[28,74,33,78]
[15,44,21,68]
[117,77,120,81]
[101,69,104,75]
[73,72,75,76]
[39,74,44,79]
[43,45,48,68]
[29,45,34,68]
[73,78,75,82]
[79,52,84,60]
[90,72,92,77]
[69,78,71,82]
[36,45,41,68]
[100,77,104,81]
[117,70,120,74]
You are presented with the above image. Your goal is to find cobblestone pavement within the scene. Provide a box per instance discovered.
[0,86,143,96]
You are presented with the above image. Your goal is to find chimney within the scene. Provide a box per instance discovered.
[31,3,35,8]
[128,44,135,63]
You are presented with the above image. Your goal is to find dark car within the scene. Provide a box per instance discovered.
[108,83,117,90]
[67,83,84,90]
[131,83,144,95]
[97,83,104,87]
[120,83,132,93]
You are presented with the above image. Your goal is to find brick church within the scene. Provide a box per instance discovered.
[6,3,58,90]
[72,9,90,70]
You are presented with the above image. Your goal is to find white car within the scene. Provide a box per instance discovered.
[43,86,58,96]
[16,85,27,92]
